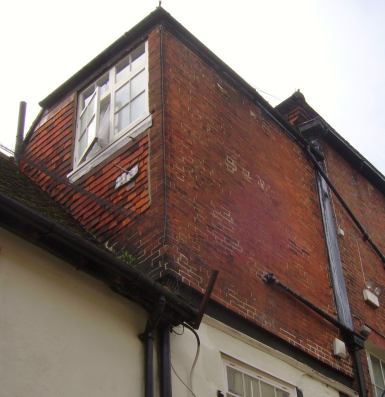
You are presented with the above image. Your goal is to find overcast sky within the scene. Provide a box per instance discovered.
[2,0,384,173]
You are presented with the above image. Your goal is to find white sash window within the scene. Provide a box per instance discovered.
[224,360,295,397]
[368,354,385,397]
[74,42,149,169]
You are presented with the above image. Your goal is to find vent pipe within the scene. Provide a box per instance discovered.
[15,101,27,164]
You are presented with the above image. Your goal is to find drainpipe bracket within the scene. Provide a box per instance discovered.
[345,333,366,351]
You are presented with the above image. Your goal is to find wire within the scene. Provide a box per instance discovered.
[170,323,201,397]
[171,362,198,397]
[2,142,156,268]
[184,323,201,393]
[0,143,15,156]
[254,86,283,102]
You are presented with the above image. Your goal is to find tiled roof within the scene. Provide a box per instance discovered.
[0,153,95,241]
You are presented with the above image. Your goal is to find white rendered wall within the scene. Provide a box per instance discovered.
[0,227,147,397]
[170,316,357,397]
[0,225,357,397]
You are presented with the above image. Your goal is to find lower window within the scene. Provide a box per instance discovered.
[368,353,385,397]
[224,359,295,397]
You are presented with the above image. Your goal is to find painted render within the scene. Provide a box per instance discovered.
[1,225,350,397]
[0,227,147,397]
[171,316,354,397]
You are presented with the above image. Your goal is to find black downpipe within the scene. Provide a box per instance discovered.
[159,325,172,397]
[140,296,166,397]
[352,349,368,397]
[143,332,155,397]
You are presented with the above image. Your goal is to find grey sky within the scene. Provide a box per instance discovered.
[2,0,384,174]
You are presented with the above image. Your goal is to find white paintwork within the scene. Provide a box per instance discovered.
[170,316,357,397]
[0,227,147,397]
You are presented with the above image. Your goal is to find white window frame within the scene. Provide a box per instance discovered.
[69,41,151,182]
[367,352,385,397]
[223,357,296,397]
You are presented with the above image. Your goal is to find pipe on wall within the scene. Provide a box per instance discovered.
[158,325,172,397]
[140,296,166,397]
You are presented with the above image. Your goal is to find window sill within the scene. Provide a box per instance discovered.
[68,114,152,183]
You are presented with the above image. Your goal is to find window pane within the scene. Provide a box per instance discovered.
[78,116,95,159]
[130,92,145,123]
[276,389,289,397]
[227,367,244,396]
[244,375,252,397]
[260,381,275,397]
[114,104,130,134]
[80,94,96,132]
[97,73,109,96]
[372,356,385,388]
[78,130,88,158]
[87,117,96,143]
[376,386,385,397]
[131,43,145,71]
[116,55,130,83]
[81,86,95,110]
[131,69,146,99]
[98,98,110,142]
[252,379,261,397]
[115,82,130,111]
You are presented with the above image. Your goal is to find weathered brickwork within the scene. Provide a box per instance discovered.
[161,31,351,374]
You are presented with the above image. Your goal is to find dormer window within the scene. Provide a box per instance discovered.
[71,42,150,177]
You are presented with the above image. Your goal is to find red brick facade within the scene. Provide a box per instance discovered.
[19,15,385,395]
[278,95,385,396]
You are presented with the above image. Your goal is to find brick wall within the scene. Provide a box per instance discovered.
[161,30,351,374]
[279,96,385,395]
[20,23,357,378]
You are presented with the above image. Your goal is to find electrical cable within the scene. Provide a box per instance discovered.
[254,86,282,102]
[1,143,156,265]
[170,322,201,397]
[20,154,139,220]
[171,362,198,397]
[0,143,14,156]
[184,323,201,393]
